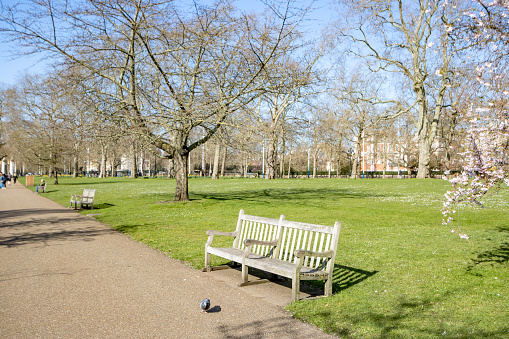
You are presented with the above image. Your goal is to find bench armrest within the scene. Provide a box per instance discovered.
[71,194,84,200]
[242,239,278,260]
[243,239,278,247]
[294,249,334,258]
[205,230,238,248]
[294,249,335,273]
[206,230,238,237]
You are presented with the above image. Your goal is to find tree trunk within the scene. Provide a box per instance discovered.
[266,139,277,179]
[287,152,291,178]
[174,150,189,201]
[111,149,118,177]
[417,137,431,178]
[221,145,226,177]
[49,152,54,178]
[244,152,248,178]
[350,139,361,179]
[111,160,116,177]
[351,156,359,179]
[130,143,137,178]
[140,150,144,177]
[53,169,59,185]
[72,155,78,178]
[415,84,431,179]
[279,138,285,178]
[212,142,220,179]
[201,145,206,174]
[167,159,176,178]
[99,144,107,178]
[279,154,284,178]
[328,155,332,178]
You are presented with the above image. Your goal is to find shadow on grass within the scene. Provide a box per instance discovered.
[114,224,140,233]
[300,264,377,296]
[227,263,377,299]
[332,264,378,292]
[315,290,509,338]
[91,203,115,210]
[467,226,509,274]
[187,187,387,205]
[58,181,122,186]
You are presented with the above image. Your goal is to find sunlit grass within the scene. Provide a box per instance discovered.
[23,176,509,338]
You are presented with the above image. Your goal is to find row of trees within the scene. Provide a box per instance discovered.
[0,67,465,179]
[0,0,506,202]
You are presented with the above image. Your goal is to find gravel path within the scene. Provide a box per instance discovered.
[0,183,334,338]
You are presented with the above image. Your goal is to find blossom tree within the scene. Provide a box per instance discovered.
[442,0,509,238]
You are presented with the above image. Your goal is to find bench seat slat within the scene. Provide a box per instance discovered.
[207,247,244,263]
[245,256,329,279]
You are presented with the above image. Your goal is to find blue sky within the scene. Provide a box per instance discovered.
[0,0,333,86]
[0,53,46,85]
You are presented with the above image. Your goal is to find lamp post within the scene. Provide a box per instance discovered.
[307,148,310,178]
[87,147,90,177]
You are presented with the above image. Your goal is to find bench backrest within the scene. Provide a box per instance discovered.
[82,188,96,202]
[277,219,341,271]
[233,210,283,258]
[233,209,341,271]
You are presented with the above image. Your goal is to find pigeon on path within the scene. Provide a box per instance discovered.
[200,298,211,313]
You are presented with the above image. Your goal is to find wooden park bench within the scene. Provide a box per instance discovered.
[70,188,96,210]
[203,209,341,302]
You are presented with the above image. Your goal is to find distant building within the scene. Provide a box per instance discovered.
[359,134,442,173]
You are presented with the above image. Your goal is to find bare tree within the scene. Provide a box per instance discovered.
[317,107,347,178]
[334,0,473,178]
[3,74,72,183]
[253,41,325,179]
[1,0,308,200]
[330,69,387,178]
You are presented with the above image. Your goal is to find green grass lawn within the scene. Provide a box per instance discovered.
[24,176,508,338]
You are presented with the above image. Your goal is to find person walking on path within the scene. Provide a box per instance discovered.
[0,172,6,189]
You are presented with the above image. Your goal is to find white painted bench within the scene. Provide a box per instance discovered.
[204,209,341,302]
[70,188,96,210]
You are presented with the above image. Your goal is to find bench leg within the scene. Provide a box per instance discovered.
[325,276,333,297]
[292,273,300,302]
[241,263,249,285]
[204,250,211,272]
